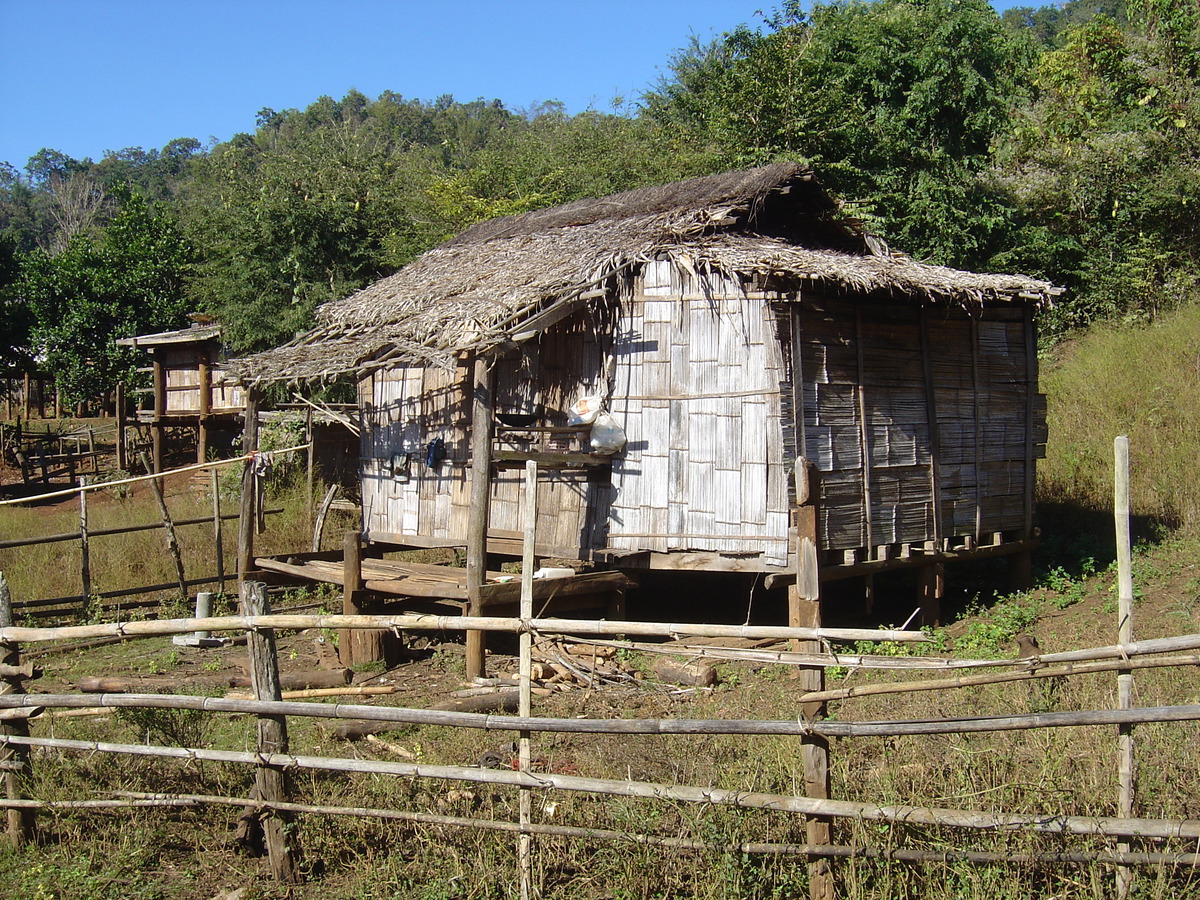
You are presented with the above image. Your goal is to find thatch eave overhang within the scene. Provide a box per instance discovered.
[226,163,1061,387]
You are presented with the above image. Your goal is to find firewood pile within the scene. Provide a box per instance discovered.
[453,639,718,699]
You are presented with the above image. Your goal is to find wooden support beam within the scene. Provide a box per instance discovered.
[197,357,211,465]
[341,530,384,666]
[115,382,127,472]
[465,354,495,681]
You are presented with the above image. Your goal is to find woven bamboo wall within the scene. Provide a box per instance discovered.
[160,346,243,415]
[360,322,611,555]
[607,260,791,565]
[792,294,1044,554]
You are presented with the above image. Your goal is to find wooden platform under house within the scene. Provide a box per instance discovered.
[231,163,1061,668]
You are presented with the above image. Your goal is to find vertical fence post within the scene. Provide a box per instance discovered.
[78,476,92,605]
[237,389,260,598]
[0,572,35,845]
[792,459,834,900]
[139,452,188,600]
[1114,435,1136,899]
[115,381,127,472]
[211,467,225,595]
[305,407,315,533]
[518,460,537,900]
[241,581,299,883]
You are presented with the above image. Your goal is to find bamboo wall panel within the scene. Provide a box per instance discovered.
[795,296,1043,553]
[609,262,790,563]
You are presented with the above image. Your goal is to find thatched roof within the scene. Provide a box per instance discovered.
[231,162,1060,385]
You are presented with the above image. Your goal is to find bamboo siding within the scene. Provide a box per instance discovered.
[793,296,1044,553]
[608,261,790,565]
[160,347,243,415]
[358,259,1043,570]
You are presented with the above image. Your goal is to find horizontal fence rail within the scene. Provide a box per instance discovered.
[5,692,1200,739]
[5,733,1199,842]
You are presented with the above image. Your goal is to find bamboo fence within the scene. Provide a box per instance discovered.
[0,444,1195,898]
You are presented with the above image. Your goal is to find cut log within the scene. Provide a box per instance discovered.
[432,690,519,714]
[228,669,351,691]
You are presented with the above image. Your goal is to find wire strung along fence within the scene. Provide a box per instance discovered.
[0,449,1197,897]
[0,452,294,624]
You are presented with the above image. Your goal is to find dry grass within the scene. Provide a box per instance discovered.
[1040,302,1200,531]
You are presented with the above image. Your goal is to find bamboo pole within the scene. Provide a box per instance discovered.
[78,477,92,602]
[9,692,1200,740]
[38,791,1200,868]
[0,573,34,845]
[6,732,1199,841]
[800,654,1200,705]
[139,452,187,598]
[518,460,536,900]
[242,582,298,883]
[0,613,934,645]
[1115,435,1136,899]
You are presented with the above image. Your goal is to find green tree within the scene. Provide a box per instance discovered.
[17,191,191,404]
[644,0,1036,268]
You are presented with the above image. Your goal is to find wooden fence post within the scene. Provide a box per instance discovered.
[78,477,92,604]
[237,389,260,598]
[115,382,127,472]
[241,581,299,883]
[211,467,225,595]
[0,572,35,845]
[1114,436,1136,899]
[792,459,834,900]
[139,452,188,599]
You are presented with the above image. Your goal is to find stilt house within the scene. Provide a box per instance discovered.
[117,323,244,469]
[233,164,1059,594]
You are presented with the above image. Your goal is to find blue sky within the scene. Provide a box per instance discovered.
[2,0,1031,171]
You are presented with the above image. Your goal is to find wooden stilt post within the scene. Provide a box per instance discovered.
[465,353,495,680]
[305,407,315,533]
[151,357,165,473]
[0,573,35,845]
[1114,435,1136,900]
[21,373,30,421]
[237,389,260,599]
[790,459,834,900]
[918,563,944,628]
[197,356,211,465]
[241,581,299,883]
[341,530,384,666]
